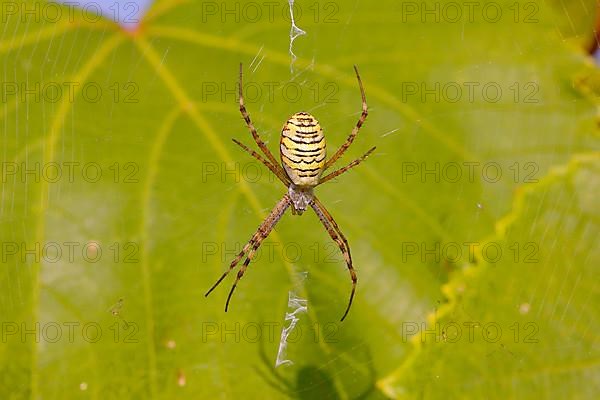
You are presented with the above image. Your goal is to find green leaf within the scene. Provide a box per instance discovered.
[0,0,598,399]
[379,155,600,398]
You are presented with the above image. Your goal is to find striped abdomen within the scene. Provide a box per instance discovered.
[280,112,327,187]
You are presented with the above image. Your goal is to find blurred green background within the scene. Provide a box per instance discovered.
[1,0,599,398]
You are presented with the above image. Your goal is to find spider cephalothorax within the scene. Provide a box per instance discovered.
[287,186,314,215]
[205,64,375,321]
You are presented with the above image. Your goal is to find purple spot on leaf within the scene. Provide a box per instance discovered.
[53,0,154,30]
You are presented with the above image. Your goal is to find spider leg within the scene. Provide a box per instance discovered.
[204,239,252,298]
[324,65,368,171]
[318,146,376,185]
[205,194,292,310]
[311,196,356,321]
[225,245,258,311]
[238,63,287,177]
[232,138,290,186]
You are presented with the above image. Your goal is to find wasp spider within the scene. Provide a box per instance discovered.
[205,64,375,321]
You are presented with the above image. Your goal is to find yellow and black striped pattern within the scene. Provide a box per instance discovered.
[280,112,327,187]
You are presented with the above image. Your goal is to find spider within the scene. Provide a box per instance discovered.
[205,63,375,321]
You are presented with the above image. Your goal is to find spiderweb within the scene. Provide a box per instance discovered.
[0,0,598,398]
